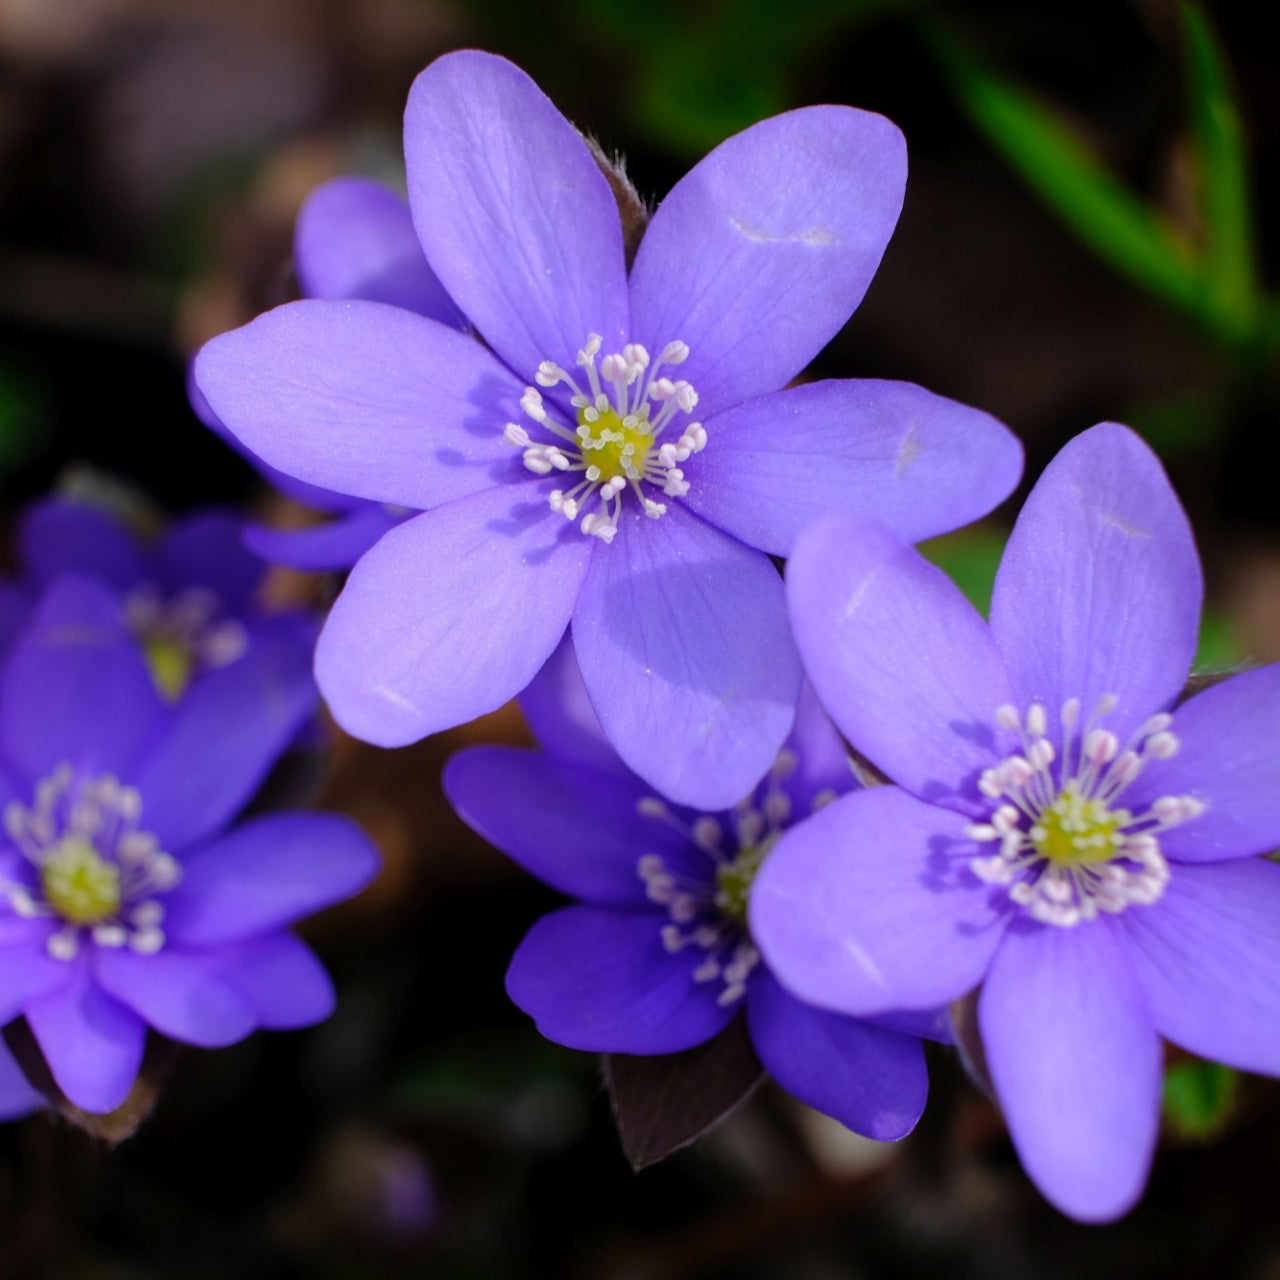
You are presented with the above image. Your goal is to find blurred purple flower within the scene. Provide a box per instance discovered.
[196,49,1023,810]
[444,640,943,1141]
[191,175,468,571]
[753,422,1280,1220]
[17,495,314,702]
[0,575,379,1114]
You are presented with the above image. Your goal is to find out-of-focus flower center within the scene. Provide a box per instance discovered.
[125,585,248,701]
[2,765,181,961]
[40,836,121,925]
[632,749,810,1006]
[966,696,1206,927]
[504,335,706,544]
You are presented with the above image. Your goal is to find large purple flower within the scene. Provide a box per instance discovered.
[191,174,467,571]
[17,495,314,702]
[752,422,1280,1221]
[195,49,1023,809]
[0,575,379,1114]
[444,639,941,1141]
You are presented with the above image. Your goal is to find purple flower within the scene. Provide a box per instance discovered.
[18,494,314,702]
[444,639,942,1141]
[751,422,1280,1220]
[0,575,379,1114]
[190,174,466,570]
[195,49,1023,809]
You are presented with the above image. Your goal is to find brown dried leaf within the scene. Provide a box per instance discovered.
[4,1019,178,1144]
[604,1016,764,1171]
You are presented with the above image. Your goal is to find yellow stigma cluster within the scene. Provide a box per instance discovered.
[575,403,655,487]
[1029,783,1126,867]
[40,835,122,925]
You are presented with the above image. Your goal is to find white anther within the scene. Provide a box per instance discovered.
[670,894,697,924]
[681,424,707,453]
[966,823,998,842]
[504,423,531,447]
[673,383,698,412]
[693,958,721,983]
[692,816,722,852]
[623,343,650,369]
[762,791,791,825]
[1028,739,1055,771]
[978,769,1003,799]
[637,798,668,818]
[1026,704,1047,737]
[519,387,548,421]
[996,705,1021,731]
[1085,729,1119,765]
[1145,732,1179,759]
[129,928,164,955]
[661,925,684,952]
[1061,697,1081,730]
[577,335,602,364]
[642,500,666,518]
[47,929,79,961]
[1110,751,1143,785]
[93,924,127,948]
[535,361,562,387]
[661,340,690,365]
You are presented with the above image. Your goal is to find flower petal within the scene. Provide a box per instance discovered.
[19,498,148,591]
[751,786,1007,1015]
[24,961,146,1113]
[685,380,1023,555]
[404,50,629,378]
[1119,859,1280,1074]
[0,1043,43,1119]
[1125,663,1280,863]
[244,506,407,572]
[195,299,523,510]
[93,947,256,1048]
[505,905,734,1054]
[747,969,928,1140]
[130,619,319,849]
[0,576,166,786]
[786,515,1014,811]
[218,932,335,1028]
[294,175,465,326]
[630,106,904,414]
[516,632,622,775]
[989,423,1201,742]
[979,919,1161,1223]
[158,508,262,612]
[316,487,591,747]
[573,504,800,810]
[784,679,860,816]
[444,746,703,907]
[0,935,75,1020]
[163,813,379,948]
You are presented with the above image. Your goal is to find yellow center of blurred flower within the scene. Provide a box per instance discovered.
[40,836,121,925]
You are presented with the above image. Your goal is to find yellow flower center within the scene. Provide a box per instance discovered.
[576,404,654,486]
[40,835,121,925]
[144,634,195,701]
[1030,783,1128,867]
[713,833,779,925]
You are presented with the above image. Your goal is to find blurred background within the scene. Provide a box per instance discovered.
[0,0,1277,1275]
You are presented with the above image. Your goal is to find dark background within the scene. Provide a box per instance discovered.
[0,0,1276,1275]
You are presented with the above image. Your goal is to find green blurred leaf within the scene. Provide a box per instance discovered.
[924,21,1201,323]
[1180,3,1259,347]
[1193,608,1243,673]
[919,525,1008,618]
[1162,1057,1238,1140]
[582,0,914,154]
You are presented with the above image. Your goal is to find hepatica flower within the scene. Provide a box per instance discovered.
[18,495,313,701]
[196,49,1022,809]
[443,640,939,1141]
[751,423,1280,1220]
[0,576,379,1114]
[190,176,467,571]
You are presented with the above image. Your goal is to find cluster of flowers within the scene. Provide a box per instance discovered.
[0,500,379,1118]
[33,46,1267,1225]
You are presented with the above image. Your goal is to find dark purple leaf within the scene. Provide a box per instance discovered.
[604,1016,764,1171]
